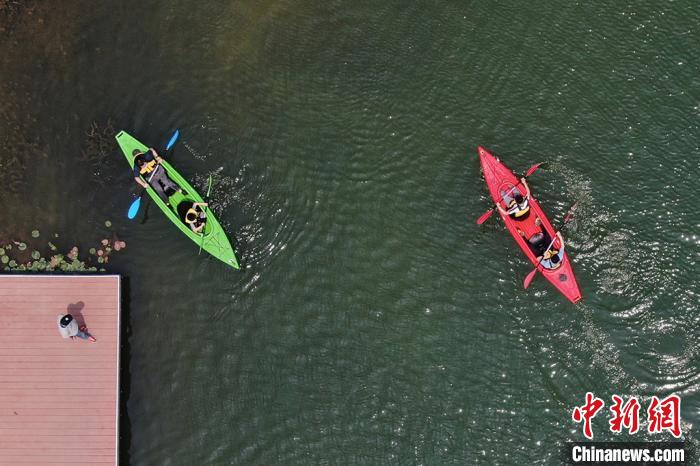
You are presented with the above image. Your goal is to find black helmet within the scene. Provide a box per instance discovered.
[60,314,73,328]
[514,193,524,204]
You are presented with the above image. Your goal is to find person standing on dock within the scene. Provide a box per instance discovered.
[57,314,96,342]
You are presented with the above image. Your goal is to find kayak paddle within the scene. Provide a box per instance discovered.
[476,162,546,225]
[198,174,213,255]
[126,129,180,220]
[166,130,180,152]
[523,203,577,289]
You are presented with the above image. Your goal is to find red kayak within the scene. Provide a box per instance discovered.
[478,146,582,303]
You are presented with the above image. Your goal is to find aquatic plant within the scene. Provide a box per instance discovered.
[80,120,116,181]
[31,230,39,238]
[0,229,127,273]
[105,220,112,227]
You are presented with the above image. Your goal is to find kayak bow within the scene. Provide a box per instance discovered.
[478,146,581,303]
[116,130,240,269]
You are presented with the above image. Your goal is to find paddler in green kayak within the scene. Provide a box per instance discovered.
[180,202,208,234]
[497,178,531,219]
[132,148,181,204]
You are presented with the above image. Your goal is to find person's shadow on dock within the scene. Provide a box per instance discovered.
[67,301,86,326]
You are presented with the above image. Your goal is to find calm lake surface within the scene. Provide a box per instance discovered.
[1,1,698,464]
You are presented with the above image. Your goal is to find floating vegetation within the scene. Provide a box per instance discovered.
[67,246,78,260]
[80,119,116,181]
[1,226,127,273]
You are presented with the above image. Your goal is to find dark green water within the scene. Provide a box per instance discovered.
[2,1,698,464]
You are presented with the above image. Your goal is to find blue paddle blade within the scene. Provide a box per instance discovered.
[166,129,180,150]
[127,197,142,219]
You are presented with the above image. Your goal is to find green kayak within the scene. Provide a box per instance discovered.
[115,130,240,269]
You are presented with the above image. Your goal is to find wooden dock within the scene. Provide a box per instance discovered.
[0,275,121,465]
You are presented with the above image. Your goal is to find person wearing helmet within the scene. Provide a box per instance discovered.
[498,178,531,220]
[57,314,96,342]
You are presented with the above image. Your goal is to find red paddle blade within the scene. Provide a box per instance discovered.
[476,208,494,225]
[524,162,545,177]
[563,203,578,224]
[523,267,538,289]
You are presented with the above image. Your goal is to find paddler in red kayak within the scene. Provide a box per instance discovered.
[497,178,531,220]
[518,218,565,270]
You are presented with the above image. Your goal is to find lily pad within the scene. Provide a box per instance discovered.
[105,220,112,227]
[1,256,8,264]
[48,242,57,251]
[31,251,41,260]
[4,244,11,250]
[31,230,40,238]
[0,248,5,256]
[89,248,96,255]
[97,256,104,264]
[18,243,27,251]
[8,260,17,267]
